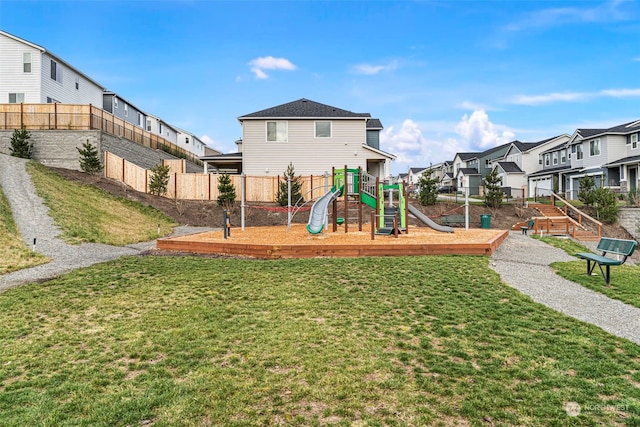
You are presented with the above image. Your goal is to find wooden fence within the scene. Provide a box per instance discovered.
[0,103,201,165]
[104,152,332,203]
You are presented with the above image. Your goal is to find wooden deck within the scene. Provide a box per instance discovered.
[157,225,510,259]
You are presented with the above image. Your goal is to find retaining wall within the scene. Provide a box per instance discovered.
[617,207,640,241]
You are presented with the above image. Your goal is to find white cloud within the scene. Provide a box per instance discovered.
[510,92,589,105]
[600,88,640,97]
[455,110,515,150]
[381,119,461,174]
[351,60,399,75]
[248,56,297,79]
[200,134,232,153]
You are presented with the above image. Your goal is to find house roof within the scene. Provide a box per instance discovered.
[200,152,243,161]
[366,118,383,130]
[239,98,372,120]
[456,152,479,161]
[496,161,523,173]
[570,119,640,143]
[1,30,106,91]
[398,173,408,178]
[527,165,573,178]
[410,167,428,173]
[604,155,640,167]
[458,168,479,175]
[541,141,569,154]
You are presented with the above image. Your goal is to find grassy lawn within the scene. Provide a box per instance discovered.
[26,161,176,245]
[0,184,49,274]
[1,255,639,426]
[533,236,640,310]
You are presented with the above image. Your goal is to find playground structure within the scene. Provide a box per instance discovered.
[304,166,413,236]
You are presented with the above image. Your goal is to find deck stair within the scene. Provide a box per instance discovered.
[524,202,601,241]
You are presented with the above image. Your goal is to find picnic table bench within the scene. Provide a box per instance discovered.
[441,214,465,227]
[576,237,638,286]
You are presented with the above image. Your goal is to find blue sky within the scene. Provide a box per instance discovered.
[2,0,640,175]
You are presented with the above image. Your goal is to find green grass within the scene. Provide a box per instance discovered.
[26,161,176,245]
[0,184,49,274]
[1,255,639,426]
[532,236,640,309]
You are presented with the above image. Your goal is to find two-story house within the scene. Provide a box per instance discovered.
[453,144,511,195]
[563,120,640,199]
[526,140,572,198]
[0,30,104,105]
[492,135,570,198]
[103,92,146,129]
[202,98,395,179]
[145,113,178,145]
[175,127,208,158]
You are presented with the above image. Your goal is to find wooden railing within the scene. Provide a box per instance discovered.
[0,103,201,165]
[551,192,602,238]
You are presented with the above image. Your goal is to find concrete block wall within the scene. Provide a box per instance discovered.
[617,208,640,241]
[0,130,201,173]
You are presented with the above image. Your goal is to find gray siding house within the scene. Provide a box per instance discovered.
[103,92,146,129]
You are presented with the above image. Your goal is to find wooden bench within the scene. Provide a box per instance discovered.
[441,214,465,227]
[576,237,638,286]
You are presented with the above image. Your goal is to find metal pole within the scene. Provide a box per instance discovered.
[287,176,292,227]
[241,173,245,231]
[223,210,228,239]
[465,187,469,231]
[324,171,329,231]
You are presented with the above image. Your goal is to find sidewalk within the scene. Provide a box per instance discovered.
[490,231,640,345]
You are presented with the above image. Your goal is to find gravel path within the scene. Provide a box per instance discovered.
[0,153,212,292]
[2,153,639,345]
[490,231,640,345]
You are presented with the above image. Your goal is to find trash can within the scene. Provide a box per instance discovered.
[480,214,491,229]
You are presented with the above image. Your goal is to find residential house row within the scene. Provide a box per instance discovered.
[405,118,640,200]
[0,30,208,158]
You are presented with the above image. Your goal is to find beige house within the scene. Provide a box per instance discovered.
[201,98,395,179]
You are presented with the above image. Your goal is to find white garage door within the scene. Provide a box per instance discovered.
[529,177,552,198]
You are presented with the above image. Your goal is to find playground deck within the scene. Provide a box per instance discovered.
[156,224,509,259]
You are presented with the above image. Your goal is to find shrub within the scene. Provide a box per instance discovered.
[577,175,596,206]
[217,173,237,211]
[484,169,503,209]
[9,125,33,159]
[417,168,438,206]
[593,187,619,224]
[275,163,304,206]
[149,163,171,196]
[77,140,103,174]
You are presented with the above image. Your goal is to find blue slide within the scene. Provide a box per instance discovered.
[307,186,343,234]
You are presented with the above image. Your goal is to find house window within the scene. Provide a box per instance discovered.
[552,152,558,165]
[539,154,543,165]
[159,123,163,134]
[50,59,62,83]
[23,53,31,73]
[560,149,566,163]
[75,77,79,90]
[8,93,24,103]
[124,104,128,117]
[185,137,189,144]
[46,97,60,103]
[589,139,601,156]
[576,144,583,160]
[632,134,638,149]
[146,119,151,131]
[621,166,626,180]
[544,154,550,166]
[315,121,331,138]
[267,121,288,142]
[137,113,143,127]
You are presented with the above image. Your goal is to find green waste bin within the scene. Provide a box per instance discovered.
[480,214,491,229]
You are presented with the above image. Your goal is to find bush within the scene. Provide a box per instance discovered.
[275,163,304,206]
[217,173,237,211]
[577,176,596,206]
[9,126,33,159]
[484,169,503,209]
[593,187,619,224]
[417,168,438,206]
[149,163,171,196]
[77,140,103,174]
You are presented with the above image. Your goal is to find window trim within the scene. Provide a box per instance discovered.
[632,134,638,149]
[124,104,128,117]
[50,59,62,83]
[576,144,584,160]
[552,152,558,165]
[266,121,288,142]
[560,149,567,163]
[23,52,31,73]
[314,121,332,138]
[8,93,25,103]
[589,139,601,157]
[544,154,550,166]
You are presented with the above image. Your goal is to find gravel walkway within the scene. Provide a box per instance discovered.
[0,153,212,292]
[490,231,640,345]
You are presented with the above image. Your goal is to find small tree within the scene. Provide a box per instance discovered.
[148,163,171,196]
[417,168,439,206]
[275,162,304,206]
[577,175,596,206]
[77,140,103,174]
[593,187,619,224]
[484,169,503,209]
[9,125,33,159]
[217,173,237,211]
